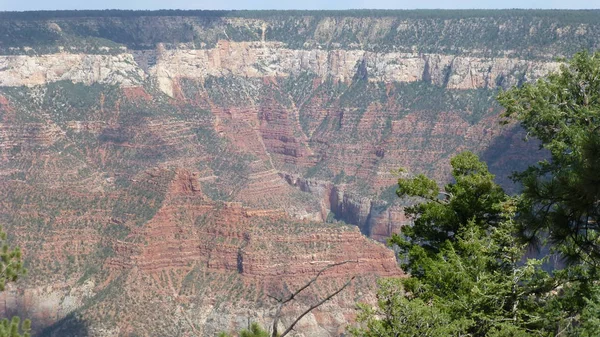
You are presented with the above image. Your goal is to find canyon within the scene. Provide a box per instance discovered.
[0,9,599,337]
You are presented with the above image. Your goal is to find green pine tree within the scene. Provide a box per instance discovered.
[392,151,508,271]
[497,50,600,267]
[497,49,600,337]
[0,226,30,337]
[351,153,559,337]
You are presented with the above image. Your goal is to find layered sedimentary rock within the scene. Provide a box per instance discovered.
[281,172,410,241]
[0,168,400,337]
[150,44,561,96]
[1,9,597,337]
[0,53,144,87]
[0,46,560,97]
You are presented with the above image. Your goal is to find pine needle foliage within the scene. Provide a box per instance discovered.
[497,51,600,267]
[0,226,30,337]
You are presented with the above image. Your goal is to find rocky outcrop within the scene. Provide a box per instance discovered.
[0,44,560,97]
[0,168,401,336]
[107,168,398,276]
[280,172,410,241]
[0,53,144,87]
[149,43,561,96]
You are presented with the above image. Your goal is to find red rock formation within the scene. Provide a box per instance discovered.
[0,24,551,335]
[0,166,401,336]
[107,169,398,277]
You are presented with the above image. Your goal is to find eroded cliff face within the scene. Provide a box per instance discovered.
[0,53,144,87]
[280,172,410,241]
[0,169,400,336]
[148,44,561,96]
[0,10,595,337]
[0,44,560,96]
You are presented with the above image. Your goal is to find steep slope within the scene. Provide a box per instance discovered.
[0,80,399,336]
[1,9,598,336]
[1,168,398,337]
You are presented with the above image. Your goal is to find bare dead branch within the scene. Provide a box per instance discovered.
[284,260,356,304]
[279,276,355,337]
[270,260,358,337]
[267,294,282,302]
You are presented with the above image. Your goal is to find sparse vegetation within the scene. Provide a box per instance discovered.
[352,50,600,337]
[219,323,270,337]
[1,10,599,57]
[2,8,600,337]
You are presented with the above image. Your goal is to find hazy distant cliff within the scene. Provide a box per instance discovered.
[1,10,599,56]
[2,10,599,93]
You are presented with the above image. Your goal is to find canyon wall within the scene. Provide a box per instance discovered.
[0,45,561,96]
[280,172,410,241]
[1,10,599,337]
